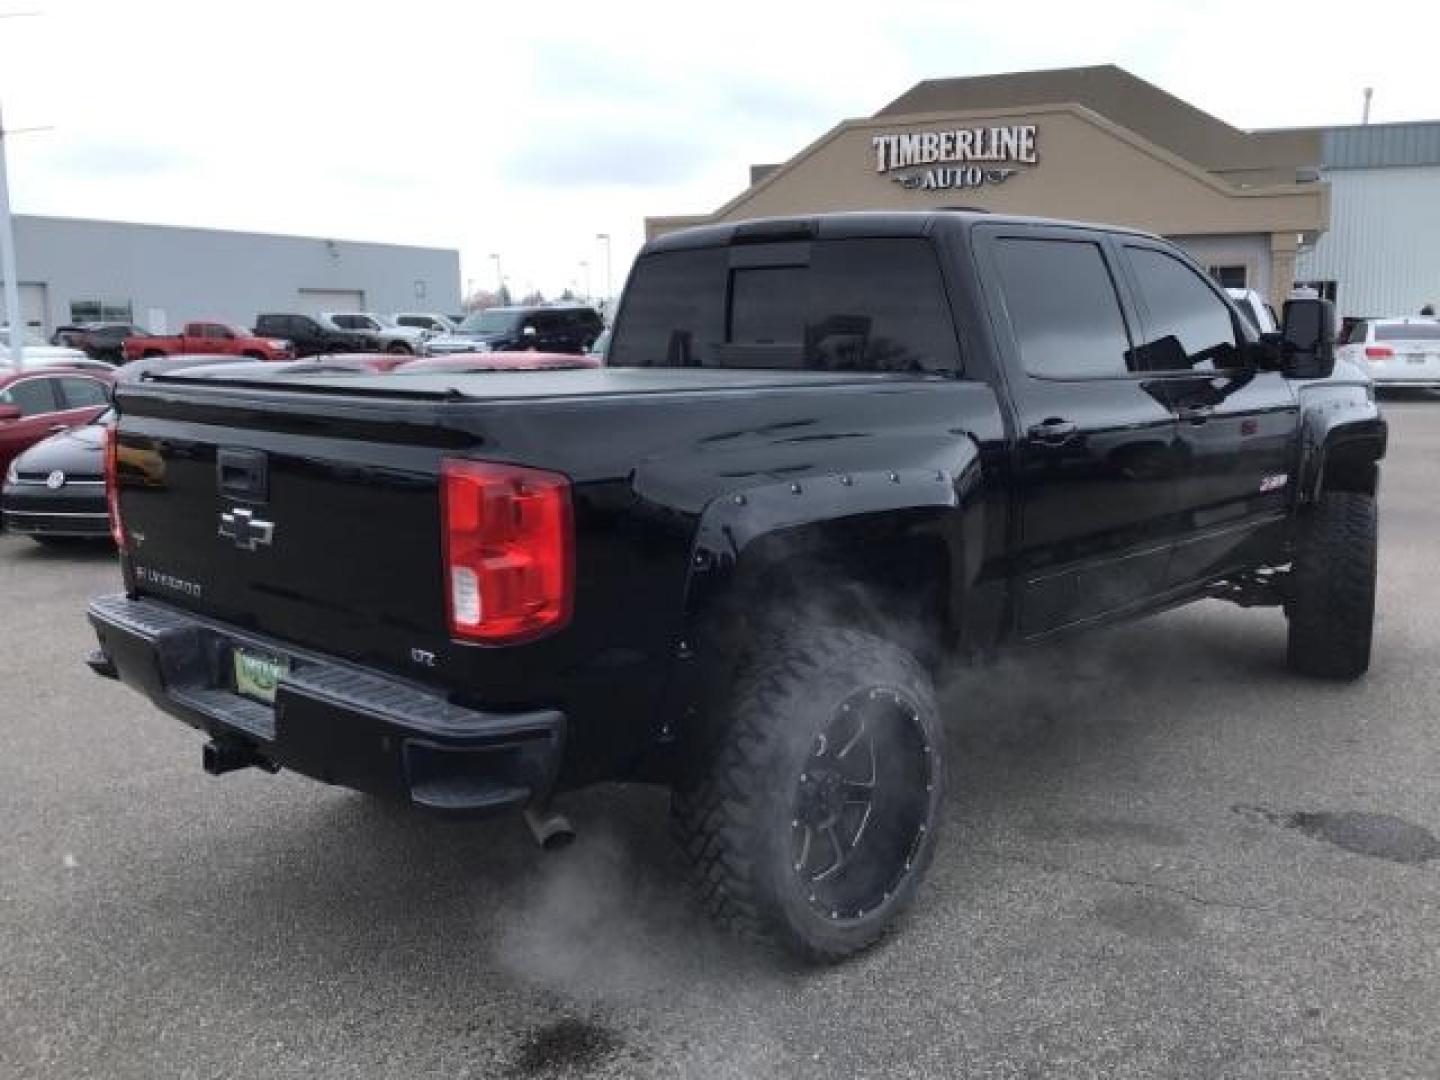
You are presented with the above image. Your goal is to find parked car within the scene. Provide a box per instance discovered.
[253,314,376,358]
[392,312,459,335]
[395,352,601,373]
[121,321,294,364]
[1,409,111,543]
[0,366,112,481]
[2,353,114,373]
[1225,288,1278,335]
[425,305,603,355]
[54,322,148,362]
[90,211,1385,961]
[317,313,428,355]
[1337,317,1440,388]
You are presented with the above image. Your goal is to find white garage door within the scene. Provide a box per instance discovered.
[297,288,365,316]
[0,283,50,338]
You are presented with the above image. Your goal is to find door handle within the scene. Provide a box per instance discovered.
[1027,418,1079,444]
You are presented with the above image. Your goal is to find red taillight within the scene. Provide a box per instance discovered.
[104,424,127,551]
[440,459,573,644]
[1365,346,1394,360]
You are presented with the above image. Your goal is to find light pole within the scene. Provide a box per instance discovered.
[1,12,42,368]
[596,233,611,305]
[580,259,590,301]
[489,253,502,298]
[0,106,23,367]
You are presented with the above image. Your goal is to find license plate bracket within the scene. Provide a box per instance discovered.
[232,646,289,705]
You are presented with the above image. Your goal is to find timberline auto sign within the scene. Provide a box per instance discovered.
[873,124,1038,191]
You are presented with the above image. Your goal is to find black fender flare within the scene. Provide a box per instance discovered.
[1297,407,1387,503]
[678,436,988,651]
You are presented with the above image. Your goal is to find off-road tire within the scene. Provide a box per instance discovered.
[1286,491,1377,680]
[671,625,944,962]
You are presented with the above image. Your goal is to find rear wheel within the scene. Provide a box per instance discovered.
[1286,490,1377,680]
[672,625,944,962]
[387,341,413,355]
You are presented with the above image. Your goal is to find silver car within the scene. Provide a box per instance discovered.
[1337,317,1440,387]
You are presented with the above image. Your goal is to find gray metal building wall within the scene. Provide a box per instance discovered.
[1295,122,1440,317]
[2,215,461,334]
[1296,167,1440,317]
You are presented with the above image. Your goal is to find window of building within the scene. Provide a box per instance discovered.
[993,238,1133,379]
[1126,246,1242,372]
[69,300,134,324]
[1207,265,1248,289]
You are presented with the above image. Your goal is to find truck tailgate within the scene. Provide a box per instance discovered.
[114,381,458,677]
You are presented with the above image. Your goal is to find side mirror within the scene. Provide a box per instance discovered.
[0,404,21,422]
[1278,297,1336,380]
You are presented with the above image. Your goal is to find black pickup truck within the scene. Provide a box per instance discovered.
[88,212,1385,960]
[252,313,377,357]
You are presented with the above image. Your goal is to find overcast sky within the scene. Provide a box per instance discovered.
[3,0,1437,304]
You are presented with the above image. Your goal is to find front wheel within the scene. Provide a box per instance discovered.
[672,625,944,962]
[1286,490,1377,680]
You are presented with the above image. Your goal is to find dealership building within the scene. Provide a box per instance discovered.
[0,215,461,337]
[648,66,1440,318]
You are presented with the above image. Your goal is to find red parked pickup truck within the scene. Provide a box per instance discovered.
[122,322,294,363]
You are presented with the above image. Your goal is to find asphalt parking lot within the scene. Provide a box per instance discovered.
[4,400,1439,1080]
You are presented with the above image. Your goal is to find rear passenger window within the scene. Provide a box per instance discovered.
[1126,246,1242,372]
[612,239,960,374]
[993,238,1133,378]
[60,378,110,408]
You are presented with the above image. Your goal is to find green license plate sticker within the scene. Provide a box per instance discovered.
[233,647,288,704]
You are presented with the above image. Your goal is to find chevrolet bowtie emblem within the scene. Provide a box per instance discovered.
[219,507,275,551]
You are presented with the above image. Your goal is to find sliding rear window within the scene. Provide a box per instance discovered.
[610,238,961,375]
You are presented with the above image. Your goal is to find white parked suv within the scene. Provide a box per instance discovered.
[318,313,429,355]
[1225,288,1278,335]
[1337,317,1440,388]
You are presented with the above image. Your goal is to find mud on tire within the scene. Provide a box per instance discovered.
[671,625,944,962]
[1286,491,1377,680]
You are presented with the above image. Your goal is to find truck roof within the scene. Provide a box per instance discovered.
[645,210,1160,254]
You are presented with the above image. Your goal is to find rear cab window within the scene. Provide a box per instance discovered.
[610,238,961,375]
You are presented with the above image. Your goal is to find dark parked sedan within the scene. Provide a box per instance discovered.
[1,411,111,544]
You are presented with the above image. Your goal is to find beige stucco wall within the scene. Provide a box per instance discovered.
[646,103,1328,310]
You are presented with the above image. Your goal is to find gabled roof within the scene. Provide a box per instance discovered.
[876,64,1319,178]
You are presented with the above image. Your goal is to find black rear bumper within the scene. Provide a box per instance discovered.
[86,593,564,816]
